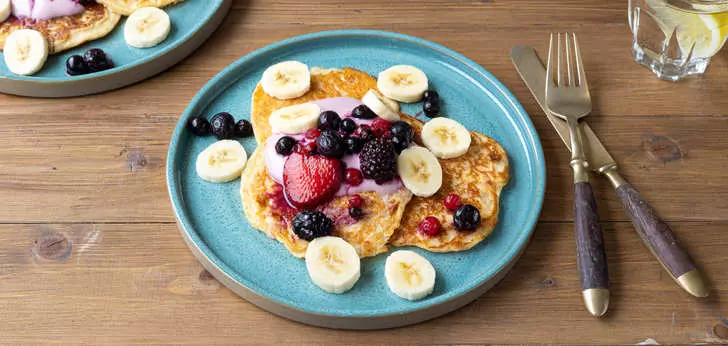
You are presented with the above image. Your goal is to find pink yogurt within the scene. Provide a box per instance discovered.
[12,0,84,20]
[263,97,405,197]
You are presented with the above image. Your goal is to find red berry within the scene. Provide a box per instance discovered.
[282,152,343,209]
[305,128,321,139]
[444,193,462,211]
[303,141,317,154]
[344,168,363,186]
[370,118,390,137]
[418,216,441,237]
[348,194,363,208]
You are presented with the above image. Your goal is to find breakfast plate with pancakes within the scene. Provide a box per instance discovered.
[166,30,545,329]
[0,0,231,97]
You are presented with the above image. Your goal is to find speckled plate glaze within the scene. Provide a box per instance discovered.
[0,0,231,98]
[167,30,546,329]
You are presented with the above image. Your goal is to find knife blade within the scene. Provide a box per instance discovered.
[510,45,709,298]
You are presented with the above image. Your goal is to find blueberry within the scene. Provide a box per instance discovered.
[349,206,364,219]
[235,119,254,138]
[454,204,481,230]
[339,118,357,134]
[210,112,236,139]
[345,136,363,154]
[66,55,89,76]
[292,210,333,241]
[423,100,440,118]
[389,121,413,143]
[83,48,113,72]
[391,134,409,154]
[316,131,345,158]
[351,105,377,119]
[423,90,439,103]
[187,116,211,136]
[318,111,341,131]
[275,136,297,156]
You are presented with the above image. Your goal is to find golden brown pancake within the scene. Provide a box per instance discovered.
[0,4,121,54]
[389,117,510,252]
[96,0,184,15]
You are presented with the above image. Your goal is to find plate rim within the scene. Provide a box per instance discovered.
[166,29,546,323]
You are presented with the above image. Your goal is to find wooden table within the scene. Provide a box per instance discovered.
[1,0,727,344]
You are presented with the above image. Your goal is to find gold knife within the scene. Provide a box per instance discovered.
[510,45,709,298]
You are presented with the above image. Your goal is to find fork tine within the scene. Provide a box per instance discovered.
[565,32,575,87]
[573,33,588,89]
[546,33,555,87]
[557,33,564,86]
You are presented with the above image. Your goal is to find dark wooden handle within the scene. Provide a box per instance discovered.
[575,182,609,290]
[615,183,697,278]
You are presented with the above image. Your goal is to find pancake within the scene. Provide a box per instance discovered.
[96,0,184,15]
[241,148,412,258]
[389,117,510,252]
[251,67,377,144]
[0,4,121,54]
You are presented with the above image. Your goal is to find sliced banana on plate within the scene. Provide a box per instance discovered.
[261,60,311,100]
[377,65,428,103]
[196,140,247,183]
[361,89,400,121]
[385,250,436,301]
[124,7,171,48]
[397,146,442,197]
[421,117,471,159]
[269,102,321,134]
[0,0,11,23]
[3,29,48,76]
[305,236,361,294]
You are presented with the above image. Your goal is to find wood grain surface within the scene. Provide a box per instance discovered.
[1,0,727,344]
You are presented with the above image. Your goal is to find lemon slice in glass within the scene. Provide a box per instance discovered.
[647,0,728,58]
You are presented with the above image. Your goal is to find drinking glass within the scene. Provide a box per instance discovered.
[629,0,728,81]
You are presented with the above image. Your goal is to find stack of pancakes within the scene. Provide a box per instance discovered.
[241,68,510,258]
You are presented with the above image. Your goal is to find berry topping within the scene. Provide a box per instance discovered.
[352,105,377,119]
[371,118,391,137]
[302,141,318,155]
[349,206,364,219]
[340,118,357,134]
[318,111,341,131]
[390,134,409,154]
[187,116,211,136]
[66,55,89,76]
[345,168,364,186]
[355,126,375,142]
[423,100,440,118]
[316,131,345,158]
[305,128,322,140]
[444,193,462,211]
[283,152,343,209]
[235,119,254,138]
[454,204,481,230]
[389,121,414,142]
[344,136,364,154]
[423,90,439,104]
[359,137,397,184]
[348,194,363,208]
[292,210,333,241]
[83,48,113,72]
[418,216,442,237]
[275,136,297,156]
[210,112,236,139]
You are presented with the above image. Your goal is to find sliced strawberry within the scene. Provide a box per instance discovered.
[283,152,343,209]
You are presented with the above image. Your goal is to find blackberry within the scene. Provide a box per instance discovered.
[359,137,397,184]
[454,204,481,230]
[292,210,333,241]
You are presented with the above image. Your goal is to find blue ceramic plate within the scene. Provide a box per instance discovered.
[167,30,545,329]
[0,0,231,97]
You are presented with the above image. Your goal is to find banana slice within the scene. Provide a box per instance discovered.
[421,118,471,159]
[377,65,428,103]
[0,0,11,23]
[3,29,48,76]
[124,7,171,48]
[397,146,442,197]
[196,140,247,183]
[361,89,400,121]
[385,250,436,301]
[269,102,321,134]
[305,236,361,294]
[261,61,311,100]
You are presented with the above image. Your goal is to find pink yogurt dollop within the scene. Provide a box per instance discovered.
[263,97,405,197]
[12,0,84,20]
